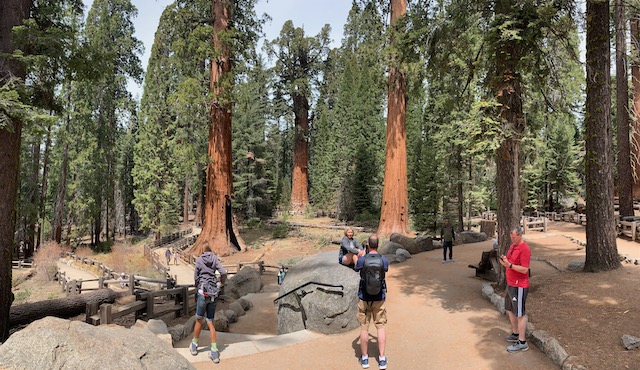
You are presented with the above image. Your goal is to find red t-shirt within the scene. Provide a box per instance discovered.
[506,241,531,288]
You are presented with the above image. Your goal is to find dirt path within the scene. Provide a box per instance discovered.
[199,240,557,370]
[56,260,101,290]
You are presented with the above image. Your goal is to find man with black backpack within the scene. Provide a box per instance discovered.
[354,234,389,369]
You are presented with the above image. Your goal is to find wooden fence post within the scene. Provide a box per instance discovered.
[86,302,99,324]
[129,275,135,295]
[99,304,112,325]
[181,286,189,316]
[146,293,154,320]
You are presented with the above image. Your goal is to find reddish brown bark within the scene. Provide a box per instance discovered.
[616,0,633,215]
[183,178,190,226]
[378,0,409,238]
[187,0,244,257]
[290,93,310,213]
[631,16,640,197]
[54,143,68,243]
[0,0,32,343]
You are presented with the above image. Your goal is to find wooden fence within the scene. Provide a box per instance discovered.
[151,228,193,248]
[521,216,547,233]
[86,285,196,326]
[12,259,33,269]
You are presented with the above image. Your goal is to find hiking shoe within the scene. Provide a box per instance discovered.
[209,350,220,363]
[189,342,198,356]
[507,341,529,353]
[361,356,369,369]
[379,357,387,369]
[505,333,519,342]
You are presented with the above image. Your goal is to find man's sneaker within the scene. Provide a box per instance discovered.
[209,350,220,363]
[505,333,519,342]
[442,259,447,264]
[507,341,529,353]
[449,259,455,263]
[379,357,387,369]
[360,356,369,369]
[189,342,198,356]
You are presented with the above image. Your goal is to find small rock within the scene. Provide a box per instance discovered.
[622,334,640,350]
[224,309,237,323]
[567,261,584,271]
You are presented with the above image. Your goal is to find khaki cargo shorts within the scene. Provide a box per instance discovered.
[357,300,387,329]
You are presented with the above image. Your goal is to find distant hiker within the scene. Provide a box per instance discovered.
[191,243,227,363]
[165,247,171,265]
[339,227,365,267]
[354,234,389,369]
[499,227,531,353]
[173,250,180,265]
[277,266,287,285]
[440,219,456,263]
[118,273,127,288]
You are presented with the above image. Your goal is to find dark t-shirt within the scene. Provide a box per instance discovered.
[354,252,389,301]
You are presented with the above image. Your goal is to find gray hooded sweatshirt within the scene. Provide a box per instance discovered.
[194,251,228,296]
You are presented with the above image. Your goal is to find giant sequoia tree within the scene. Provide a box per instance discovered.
[188,0,246,257]
[267,21,330,214]
[584,0,621,272]
[378,0,409,237]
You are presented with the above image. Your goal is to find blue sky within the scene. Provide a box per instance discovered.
[82,0,352,99]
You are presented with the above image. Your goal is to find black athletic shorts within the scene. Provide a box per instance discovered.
[504,286,528,317]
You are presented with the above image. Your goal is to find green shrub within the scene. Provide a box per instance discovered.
[272,222,290,239]
[14,289,31,302]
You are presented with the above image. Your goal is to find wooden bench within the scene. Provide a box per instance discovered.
[468,250,499,282]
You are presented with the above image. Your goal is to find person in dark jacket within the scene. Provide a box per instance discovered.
[190,243,227,363]
[440,219,456,263]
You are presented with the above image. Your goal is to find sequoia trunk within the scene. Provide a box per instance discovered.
[290,93,310,213]
[187,0,244,257]
[378,0,409,237]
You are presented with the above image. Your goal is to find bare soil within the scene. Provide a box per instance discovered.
[11,217,640,369]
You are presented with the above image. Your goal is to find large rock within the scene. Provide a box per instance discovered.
[378,241,405,255]
[415,236,435,252]
[0,317,194,370]
[389,233,420,254]
[226,266,263,300]
[395,248,411,263]
[277,250,359,335]
[457,231,488,244]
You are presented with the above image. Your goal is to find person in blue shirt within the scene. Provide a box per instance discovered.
[354,235,389,369]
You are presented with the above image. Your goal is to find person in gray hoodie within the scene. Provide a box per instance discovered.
[190,243,227,363]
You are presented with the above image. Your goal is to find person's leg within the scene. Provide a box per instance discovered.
[506,310,518,334]
[342,253,357,266]
[191,294,206,355]
[359,327,369,357]
[517,315,527,341]
[377,326,386,358]
[442,242,447,262]
[448,241,453,260]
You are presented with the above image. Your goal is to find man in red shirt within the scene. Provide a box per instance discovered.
[499,227,531,353]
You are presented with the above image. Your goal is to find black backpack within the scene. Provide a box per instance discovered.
[362,254,385,296]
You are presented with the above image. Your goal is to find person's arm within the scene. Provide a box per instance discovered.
[194,261,201,288]
[341,236,360,254]
[214,257,228,285]
[353,256,364,272]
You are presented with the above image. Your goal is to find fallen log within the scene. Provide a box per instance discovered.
[10,289,120,327]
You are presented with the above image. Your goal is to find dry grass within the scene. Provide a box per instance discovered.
[33,242,64,281]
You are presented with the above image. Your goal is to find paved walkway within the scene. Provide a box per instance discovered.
[57,222,640,369]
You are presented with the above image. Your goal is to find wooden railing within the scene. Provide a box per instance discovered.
[521,216,547,233]
[86,285,196,325]
[151,228,193,248]
[12,259,33,269]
